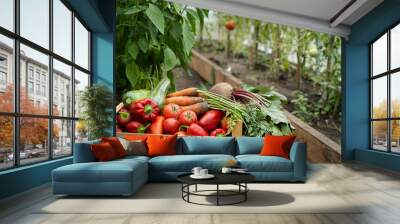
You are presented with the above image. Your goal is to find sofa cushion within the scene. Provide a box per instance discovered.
[53,158,147,183]
[149,154,235,172]
[180,137,235,155]
[91,142,118,162]
[236,137,263,155]
[115,155,150,163]
[260,135,296,159]
[147,134,177,156]
[119,138,148,156]
[236,155,293,172]
[101,137,127,158]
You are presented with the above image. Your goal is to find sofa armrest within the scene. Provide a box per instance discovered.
[73,141,99,163]
[289,141,307,181]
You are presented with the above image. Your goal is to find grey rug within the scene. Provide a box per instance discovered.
[38,183,362,214]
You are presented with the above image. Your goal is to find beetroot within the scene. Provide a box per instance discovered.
[209,82,233,98]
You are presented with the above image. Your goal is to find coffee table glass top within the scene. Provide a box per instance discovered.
[177,172,255,185]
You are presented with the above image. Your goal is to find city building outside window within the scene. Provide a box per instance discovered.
[35,83,40,95]
[0,54,7,89]
[28,66,34,80]
[41,85,46,97]
[0,0,91,170]
[28,81,34,94]
[0,71,7,86]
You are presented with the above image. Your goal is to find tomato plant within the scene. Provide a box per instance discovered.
[116,0,208,98]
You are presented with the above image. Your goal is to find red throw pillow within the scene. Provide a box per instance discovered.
[91,142,117,162]
[146,134,177,157]
[101,137,126,158]
[260,135,296,159]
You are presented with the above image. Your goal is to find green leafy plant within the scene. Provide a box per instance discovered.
[79,84,113,140]
[197,14,342,134]
[244,103,292,136]
[116,0,207,98]
[290,90,317,122]
[238,86,293,136]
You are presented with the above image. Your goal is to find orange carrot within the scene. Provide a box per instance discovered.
[181,102,209,116]
[149,116,164,134]
[167,87,198,97]
[164,96,204,106]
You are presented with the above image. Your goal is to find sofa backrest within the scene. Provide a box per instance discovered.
[235,136,263,155]
[73,139,100,163]
[73,136,266,161]
[179,137,236,155]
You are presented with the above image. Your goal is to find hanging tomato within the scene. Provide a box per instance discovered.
[225,20,235,31]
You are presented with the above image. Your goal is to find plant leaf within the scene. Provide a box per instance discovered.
[138,37,148,53]
[145,4,165,34]
[170,21,182,41]
[182,20,195,55]
[126,61,140,88]
[126,42,139,59]
[163,47,178,71]
[124,6,146,15]
[265,107,289,124]
[186,9,198,32]
[196,8,204,30]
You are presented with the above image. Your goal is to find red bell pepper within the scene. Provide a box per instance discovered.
[198,110,224,132]
[149,116,164,134]
[125,121,149,133]
[116,108,131,126]
[210,128,226,137]
[130,98,160,121]
[187,123,208,136]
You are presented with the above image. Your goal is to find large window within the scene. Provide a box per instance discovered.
[0,0,91,170]
[370,23,400,153]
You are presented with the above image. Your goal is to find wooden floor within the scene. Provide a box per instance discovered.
[1,162,400,224]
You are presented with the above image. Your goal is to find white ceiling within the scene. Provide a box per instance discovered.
[226,0,352,22]
[169,0,384,37]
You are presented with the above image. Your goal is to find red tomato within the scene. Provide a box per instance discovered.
[225,20,235,31]
[178,110,197,126]
[163,103,182,119]
[163,118,180,134]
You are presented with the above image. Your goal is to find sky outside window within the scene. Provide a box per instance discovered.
[20,0,49,49]
[0,0,14,31]
[372,34,387,76]
[53,0,72,60]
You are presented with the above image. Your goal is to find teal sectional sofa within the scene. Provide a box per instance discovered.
[52,137,307,196]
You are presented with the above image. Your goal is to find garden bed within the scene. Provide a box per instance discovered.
[193,44,341,144]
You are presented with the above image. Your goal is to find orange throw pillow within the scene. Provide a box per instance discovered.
[91,142,117,162]
[124,135,148,142]
[101,137,126,158]
[260,135,296,159]
[146,134,177,157]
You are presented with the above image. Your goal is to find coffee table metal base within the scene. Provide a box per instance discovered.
[181,183,248,206]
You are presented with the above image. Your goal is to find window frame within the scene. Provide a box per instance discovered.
[370,21,400,154]
[0,0,92,171]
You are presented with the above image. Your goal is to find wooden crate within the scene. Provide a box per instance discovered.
[116,102,243,137]
[231,120,243,137]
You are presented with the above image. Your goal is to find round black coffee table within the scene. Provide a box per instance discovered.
[177,173,255,206]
